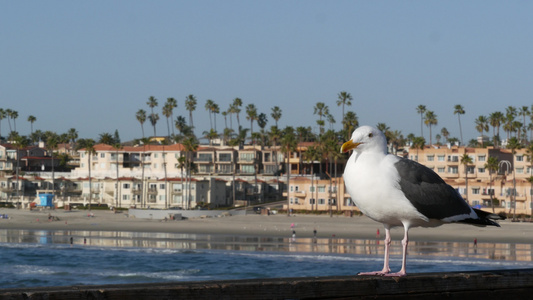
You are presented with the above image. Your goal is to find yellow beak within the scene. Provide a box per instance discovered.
[340,140,361,153]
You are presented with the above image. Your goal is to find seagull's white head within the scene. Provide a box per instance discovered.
[340,126,388,154]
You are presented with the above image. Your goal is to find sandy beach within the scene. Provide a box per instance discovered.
[0,208,531,244]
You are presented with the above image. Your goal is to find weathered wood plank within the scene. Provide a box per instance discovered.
[1,269,533,300]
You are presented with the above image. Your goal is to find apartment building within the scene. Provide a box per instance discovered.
[411,145,533,215]
[284,176,355,213]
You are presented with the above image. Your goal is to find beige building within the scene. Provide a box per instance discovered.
[410,145,532,216]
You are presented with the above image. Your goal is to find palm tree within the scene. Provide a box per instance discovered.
[313,102,329,136]
[182,136,198,209]
[136,109,147,138]
[232,98,243,129]
[46,133,59,197]
[5,109,13,134]
[507,137,522,220]
[162,102,173,138]
[10,110,18,133]
[424,110,437,145]
[98,132,114,145]
[343,111,359,138]
[460,153,473,203]
[280,126,297,215]
[146,96,158,136]
[221,111,228,130]
[185,94,197,130]
[454,105,465,145]
[138,137,150,208]
[205,99,215,130]
[27,115,36,136]
[148,113,159,137]
[416,105,426,138]
[212,103,220,132]
[519,106,530,143]
[77,138,96,211]
[245,104,258,144]
[505,106,517,140]
[112,142,122,208]
[411,136,425,162]
[336,91,353,130]
[440,127,450,144]
[475,115,489,147]
[257,113,268,146]
[489,111,504,148]
[0,108,5,139]
[12,134,29,202]
[166,97,178,136]
[271,106,282,128]
[326,114,336,130]
[202,129,218,146]
[485,156,499,213]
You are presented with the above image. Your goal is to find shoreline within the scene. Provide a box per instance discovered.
[0,208,531,244]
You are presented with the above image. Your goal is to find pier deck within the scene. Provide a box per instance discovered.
[1,269,533,299]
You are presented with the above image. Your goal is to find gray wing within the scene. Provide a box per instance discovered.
[393,157,472,220]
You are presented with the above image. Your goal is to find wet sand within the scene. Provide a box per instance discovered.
[0,208,531,244]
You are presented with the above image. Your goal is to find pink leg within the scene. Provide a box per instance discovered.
[385,225,409,277]
[359,226,391,276]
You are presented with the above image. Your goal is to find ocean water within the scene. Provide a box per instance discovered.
[0,229,532,289]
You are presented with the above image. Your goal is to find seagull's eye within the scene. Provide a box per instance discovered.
[368,133,373,138]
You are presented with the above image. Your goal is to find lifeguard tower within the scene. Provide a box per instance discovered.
[37,194,54,208]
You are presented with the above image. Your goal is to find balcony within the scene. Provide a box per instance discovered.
[294,191,306,198]
[146,188,158,195]
[194,157,213,163]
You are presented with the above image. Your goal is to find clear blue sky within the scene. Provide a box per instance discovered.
[1,1,532,143]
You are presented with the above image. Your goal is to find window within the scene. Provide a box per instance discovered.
[219,153,232,162]
[344,198,354,206]
[240,165,255,174]
[318,186,326,193]
[437,155,445,162]
[467,166,475,174]
[318,198,326,205]
[448,156,459,162]
[426,155,434,162]
[173,183,182,192]
[160,184,165,189]
[478,155,486,162]
[472,188,480,195]
[478,167,485,173]
[448,166,458,174]
[122,195,130,200]
[290,186,294,192]
[309,198,315,205]
[437,167,445,173]
[123,183,130,189]
[100,153,105,158]
[154,153,158,158]
[517,168,524,174]
[517,156,524,162]
[310,186,315,192]
[198,153,213,162]
[240,153,255,161]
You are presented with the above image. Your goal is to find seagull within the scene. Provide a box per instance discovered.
[340,126,500,277]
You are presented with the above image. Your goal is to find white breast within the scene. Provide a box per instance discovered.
[343,153,428,227]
